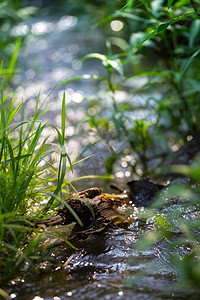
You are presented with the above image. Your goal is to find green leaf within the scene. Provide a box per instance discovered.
[189,19,200,48]
[23,123,46,167]
[7,39,21,80]
[29,144,49,169]
[58,74,108,86]
[178,49,200,81]
[61,92,66,145]
[105,154,119,175]
[24,231,43,256]
[50,124,62,145]
[107,58,124,77]
[70,174,113,182]
[157,21,172,32]
[82,53,107,62]
[168,0,175,9]
[131,14,190,53]
[82,53,124,77]
[61,144,73,173]
[4,136,15,173]
[136,30,157,48]
[63,202,84,227]
[7,103,22,127]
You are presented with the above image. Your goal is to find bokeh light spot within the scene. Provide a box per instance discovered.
[110,20,124,32]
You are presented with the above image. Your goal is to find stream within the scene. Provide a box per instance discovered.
[3,9,199,300]
[4,196,199,300]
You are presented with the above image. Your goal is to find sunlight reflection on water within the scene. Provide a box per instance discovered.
[13,12,161,181]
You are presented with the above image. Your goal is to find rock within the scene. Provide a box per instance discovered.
[127,178,164,207]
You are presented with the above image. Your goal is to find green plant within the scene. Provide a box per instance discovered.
[61,0,200,176]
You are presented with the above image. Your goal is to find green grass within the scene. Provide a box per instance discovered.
[0,82,95,283]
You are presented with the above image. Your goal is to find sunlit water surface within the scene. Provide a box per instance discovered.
[12,12,160,180]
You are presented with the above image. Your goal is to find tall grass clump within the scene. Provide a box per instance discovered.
[0,80,85,284]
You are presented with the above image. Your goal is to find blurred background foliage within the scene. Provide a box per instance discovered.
[75,0,200,177]
[0,1,37,67]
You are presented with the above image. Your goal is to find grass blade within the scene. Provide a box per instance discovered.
[61,92,66,145]
[178,49,200,81]
[55,231,78,250]
[7,39,21,80]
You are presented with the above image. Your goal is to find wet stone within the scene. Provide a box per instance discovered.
[127,178,164,207]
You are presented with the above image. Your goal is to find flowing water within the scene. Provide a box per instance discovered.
[5,228,178,300]
[4,182,199,300]
[4,11,199,300]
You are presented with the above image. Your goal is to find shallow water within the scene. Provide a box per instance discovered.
[5,211,198,300]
